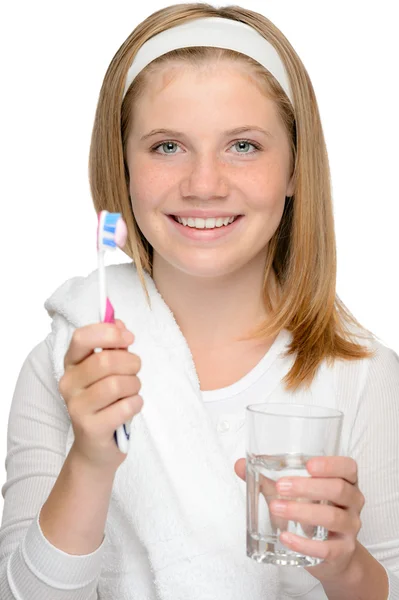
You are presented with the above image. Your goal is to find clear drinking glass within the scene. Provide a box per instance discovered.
[246,402,343,567]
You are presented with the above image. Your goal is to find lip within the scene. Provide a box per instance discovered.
[166,214,244,241]
[167,210,242,218]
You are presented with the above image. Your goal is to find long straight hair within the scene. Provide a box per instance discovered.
[88,2,375,390]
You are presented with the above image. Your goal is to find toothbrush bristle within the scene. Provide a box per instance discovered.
[98,211,126,251]
[102,238,117,247]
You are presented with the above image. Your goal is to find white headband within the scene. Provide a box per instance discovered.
[122,16,293,106]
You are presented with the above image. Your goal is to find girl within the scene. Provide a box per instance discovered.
[1,3,398,599]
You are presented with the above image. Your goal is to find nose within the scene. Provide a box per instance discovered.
[180,154,229,201]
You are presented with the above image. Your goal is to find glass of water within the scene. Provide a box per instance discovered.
[246,402,343,567]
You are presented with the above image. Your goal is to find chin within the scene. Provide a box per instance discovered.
[164,253,251,280]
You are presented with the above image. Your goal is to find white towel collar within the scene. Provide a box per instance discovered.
[44,262,283,599]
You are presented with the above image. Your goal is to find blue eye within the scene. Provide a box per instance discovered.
[153,141,179,154]
[150,140,262,155]
[232,141,260,153]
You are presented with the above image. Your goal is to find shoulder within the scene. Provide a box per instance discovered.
[44,262,134,309]
[346,338,399,457]
[329,334,399,424]
[322,325,399,397]
[312,333,399,456]
[43,262,147,325]
[306,331,399,425]
[359,336,399,398]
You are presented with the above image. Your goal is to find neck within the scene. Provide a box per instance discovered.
[151,251,275,351]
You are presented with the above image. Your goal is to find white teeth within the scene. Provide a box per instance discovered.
[176,216,237,228]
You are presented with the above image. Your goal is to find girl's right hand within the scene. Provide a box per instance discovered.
[58,319,143,472]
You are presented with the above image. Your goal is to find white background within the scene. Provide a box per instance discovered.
[0,1,397,516]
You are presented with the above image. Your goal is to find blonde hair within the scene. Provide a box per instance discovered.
[88,2,375,391]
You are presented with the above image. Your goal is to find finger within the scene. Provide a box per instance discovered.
[249,478,287,532]
[306,457,358,486]
[276,477,364,511]
[269,500,360,535]
[239,459,315,533]
[272,494,316,538]
[64,324,134,368]
[236,459,280,495]
[78,374,142,414]
[67,349,141,393]
[255,468,289,531]
[234,458,246,480]
[238,460,287,530]
[278,531,353,563]
[260,476,278,499]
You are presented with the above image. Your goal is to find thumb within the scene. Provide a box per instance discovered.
[114,319,127,330]
[234,458,246,480]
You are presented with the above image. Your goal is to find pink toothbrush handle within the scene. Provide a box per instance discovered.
[102,296,129,451]
[103,297,115,323]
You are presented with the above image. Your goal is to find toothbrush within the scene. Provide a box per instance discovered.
[94,210,130,454]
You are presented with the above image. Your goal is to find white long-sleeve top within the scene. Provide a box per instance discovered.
[1,327,399,599]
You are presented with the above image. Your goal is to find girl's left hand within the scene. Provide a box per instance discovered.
[234,456,366,581]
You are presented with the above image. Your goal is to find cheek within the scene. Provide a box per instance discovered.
[128,164,165,239]
[240,159,288,209]
[129,167,165,217]
[130,198,164,249]
[245,187,287,221]
[249,194,285,214]
[129,153,167,197]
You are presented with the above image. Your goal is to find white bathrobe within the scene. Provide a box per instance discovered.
[45,261,291,600]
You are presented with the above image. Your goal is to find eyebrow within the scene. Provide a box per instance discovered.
[140,125,275,141]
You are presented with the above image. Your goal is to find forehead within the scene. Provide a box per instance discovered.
[134,60,280,122]
[146,60,264,92]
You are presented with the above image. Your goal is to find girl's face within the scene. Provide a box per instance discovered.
[125,62,294,278]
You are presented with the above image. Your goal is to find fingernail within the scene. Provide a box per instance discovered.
[277,479,293,493]
[280,532,294,544]
[271,501,286,514]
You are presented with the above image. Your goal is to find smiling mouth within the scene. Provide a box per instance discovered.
[170,215,242,229]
